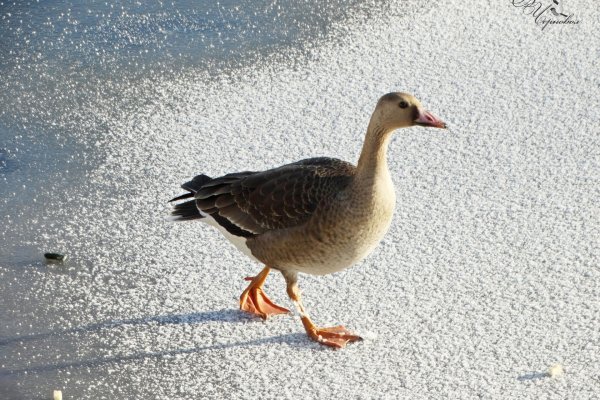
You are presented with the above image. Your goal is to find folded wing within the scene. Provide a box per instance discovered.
[190,157,355,237]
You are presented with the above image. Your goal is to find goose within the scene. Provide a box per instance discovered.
[169,92,446,348]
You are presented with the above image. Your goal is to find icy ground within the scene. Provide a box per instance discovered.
[1,0,599,399]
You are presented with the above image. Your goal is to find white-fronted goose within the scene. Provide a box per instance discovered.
[169,92,446,348]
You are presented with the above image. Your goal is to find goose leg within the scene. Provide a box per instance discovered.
[240,266,289,319]
[283,271,362,349]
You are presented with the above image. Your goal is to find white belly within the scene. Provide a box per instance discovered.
[200,215,260,263]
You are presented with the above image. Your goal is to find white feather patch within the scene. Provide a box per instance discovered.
[201,215,260,262]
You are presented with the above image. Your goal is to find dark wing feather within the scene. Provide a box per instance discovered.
[170,174,213,202]
[195,157,355,235]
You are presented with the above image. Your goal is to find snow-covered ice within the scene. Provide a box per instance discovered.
[1,1,599,399]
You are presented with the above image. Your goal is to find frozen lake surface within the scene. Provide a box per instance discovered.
[1,0,599,399]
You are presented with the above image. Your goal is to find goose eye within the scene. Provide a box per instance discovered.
[399,101,409,109]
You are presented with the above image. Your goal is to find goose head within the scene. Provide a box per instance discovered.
[374,92,446,130]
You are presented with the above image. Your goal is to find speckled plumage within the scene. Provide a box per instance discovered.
[195,157,355,235]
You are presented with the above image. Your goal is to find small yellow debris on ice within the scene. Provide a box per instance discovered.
[53,390,62,400]
[548,364,564,378]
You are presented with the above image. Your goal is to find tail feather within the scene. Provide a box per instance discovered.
[168,173,213,222]
[182,174,212,193]
[169,199,203,221]
[169,192,193,202]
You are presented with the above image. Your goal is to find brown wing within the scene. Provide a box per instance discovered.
[194,157,355,237]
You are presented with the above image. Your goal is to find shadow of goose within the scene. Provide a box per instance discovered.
[0,309,251,346]
[0,332,308,377]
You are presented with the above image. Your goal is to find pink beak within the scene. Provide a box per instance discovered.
[414,109,447,129]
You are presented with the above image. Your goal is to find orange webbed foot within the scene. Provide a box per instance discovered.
[302,319,362,349]
[240,276,289,319]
